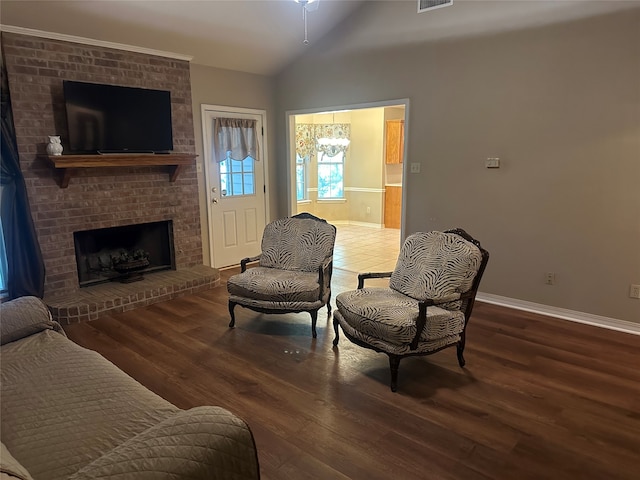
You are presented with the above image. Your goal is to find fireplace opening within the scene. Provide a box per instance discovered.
[74,220,175,287]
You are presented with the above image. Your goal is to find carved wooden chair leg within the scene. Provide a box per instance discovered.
[310,310,318,338]
[388,355,401,392]
[332,316,340,347]
[326,297,332,316]
[456,331,466,367]
[228,300,236,328]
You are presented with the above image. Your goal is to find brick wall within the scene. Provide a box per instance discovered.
[2,32,203,298]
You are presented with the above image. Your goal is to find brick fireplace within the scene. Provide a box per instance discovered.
[2,32,219,322]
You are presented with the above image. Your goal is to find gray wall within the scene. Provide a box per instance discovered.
[274,7,640,322]
[190,64,276,265]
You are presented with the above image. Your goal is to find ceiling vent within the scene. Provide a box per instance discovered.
[417,0,453,13]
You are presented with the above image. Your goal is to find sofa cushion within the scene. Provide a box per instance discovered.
[0,296,64,345]
[334,309,461,356]
[336,287,465,345]
[228,267,321,303]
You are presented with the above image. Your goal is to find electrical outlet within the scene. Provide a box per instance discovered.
[410,162,421,174]
[545,272,556,285]
[366,206,371,215]
[630,284,640,299]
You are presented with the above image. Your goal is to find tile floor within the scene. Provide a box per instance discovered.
[332,224,401,273]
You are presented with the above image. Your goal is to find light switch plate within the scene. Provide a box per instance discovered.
[485,157,500,168]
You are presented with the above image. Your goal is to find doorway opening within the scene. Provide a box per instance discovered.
[286,100,408,272]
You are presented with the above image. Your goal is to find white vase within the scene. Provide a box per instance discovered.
[46,135,63,156]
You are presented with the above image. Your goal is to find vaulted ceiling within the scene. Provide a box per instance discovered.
[1,0,637,76]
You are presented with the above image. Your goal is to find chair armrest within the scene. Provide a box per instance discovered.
[240,255,261,272]
[317,256,334,297]
[409,293,464,350]
[357,272,393,289]
[431,292,462,304]
[321,255,333,272]
[458,290,474,300]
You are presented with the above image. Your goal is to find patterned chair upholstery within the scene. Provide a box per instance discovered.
[227,213,337,338]
[333,228,489,391]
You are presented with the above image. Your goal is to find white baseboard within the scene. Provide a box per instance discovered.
[330,220,384,229]
[476,293,640,336]
[349,221,384,229]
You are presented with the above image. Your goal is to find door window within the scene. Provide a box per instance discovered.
[219,154,255,197]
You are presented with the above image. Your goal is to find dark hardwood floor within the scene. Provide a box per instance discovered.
[64,267,640,480]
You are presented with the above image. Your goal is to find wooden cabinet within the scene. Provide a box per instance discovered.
[384,185,402,229]
[385,120,404,164]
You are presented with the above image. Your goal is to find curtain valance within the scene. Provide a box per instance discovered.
[213,117,259,162]
[296,123,351,159]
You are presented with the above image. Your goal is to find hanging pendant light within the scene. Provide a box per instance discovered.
[316,137,350,157]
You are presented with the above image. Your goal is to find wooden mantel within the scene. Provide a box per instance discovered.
[43,153,197,188]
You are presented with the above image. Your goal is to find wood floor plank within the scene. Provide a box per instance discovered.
[63,267,640,480]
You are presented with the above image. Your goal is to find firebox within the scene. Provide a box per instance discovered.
[73,220,175,287]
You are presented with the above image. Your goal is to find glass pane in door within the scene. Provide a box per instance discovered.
[219,155,255,197]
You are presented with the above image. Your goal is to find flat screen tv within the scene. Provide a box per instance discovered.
[63,80,173,154]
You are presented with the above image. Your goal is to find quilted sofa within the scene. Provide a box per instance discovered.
[0,296,260,480]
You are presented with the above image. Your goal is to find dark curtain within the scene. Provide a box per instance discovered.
[0,43,46,299]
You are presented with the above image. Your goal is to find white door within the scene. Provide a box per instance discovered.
[202,107,268,268]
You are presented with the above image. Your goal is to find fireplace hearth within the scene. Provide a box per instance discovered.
[45,264,220,324]
[74,221,175,287]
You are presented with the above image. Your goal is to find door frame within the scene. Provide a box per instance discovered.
[285,98,410,235]
[201,104,270,267]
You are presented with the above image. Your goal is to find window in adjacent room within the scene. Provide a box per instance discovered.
[296,153,308,201]
[317,151,344,199]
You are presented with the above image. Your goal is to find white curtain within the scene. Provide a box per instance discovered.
[213,117,259,162]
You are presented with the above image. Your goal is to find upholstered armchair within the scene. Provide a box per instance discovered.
[332,228,489,391]
[227,213,337,338]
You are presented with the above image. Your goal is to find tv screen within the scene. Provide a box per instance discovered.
[63,81,173,154]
